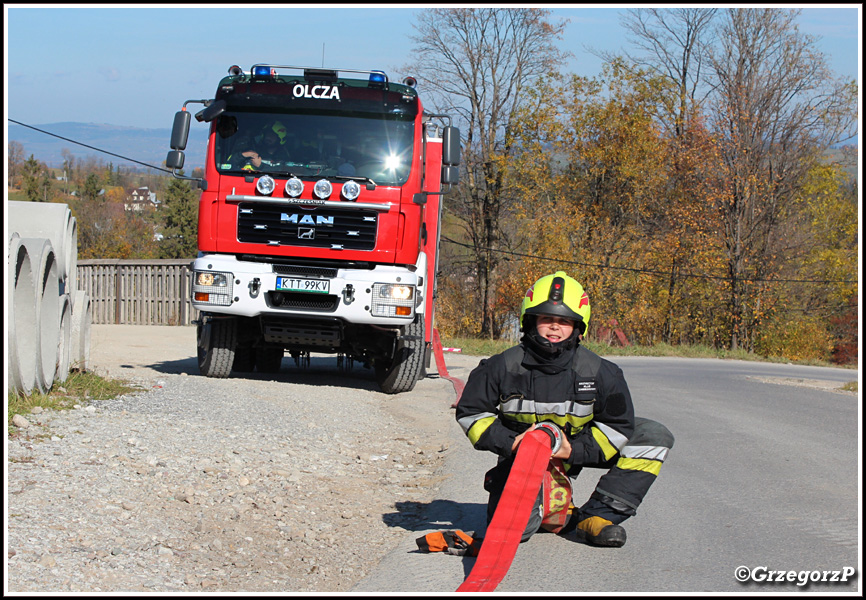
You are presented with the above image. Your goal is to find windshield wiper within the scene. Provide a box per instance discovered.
[334,175,378,189]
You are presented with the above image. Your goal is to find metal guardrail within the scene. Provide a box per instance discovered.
[77,259,198,326]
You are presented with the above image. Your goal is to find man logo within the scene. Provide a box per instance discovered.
[281,213,335,226]
[298,228,316,240]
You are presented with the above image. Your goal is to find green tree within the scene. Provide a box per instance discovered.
[159,176,199,259]
[82,173,102,201]
[22,154,42,202]
[40,169,55,203]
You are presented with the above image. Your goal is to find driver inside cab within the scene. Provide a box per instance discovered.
[232,121,291,170]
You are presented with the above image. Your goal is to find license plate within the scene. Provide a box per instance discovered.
[276,277,330,294]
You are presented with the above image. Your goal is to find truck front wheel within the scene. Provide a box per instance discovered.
[197,318,237,378]
[375,315,425,394]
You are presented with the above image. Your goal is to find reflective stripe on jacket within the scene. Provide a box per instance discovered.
[455,345,635,467]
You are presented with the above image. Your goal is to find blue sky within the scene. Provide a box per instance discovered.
[4,4,862,131]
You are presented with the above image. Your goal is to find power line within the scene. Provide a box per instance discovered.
[8,118,173,174]
[441,236,858,286]
[10,116,858,289]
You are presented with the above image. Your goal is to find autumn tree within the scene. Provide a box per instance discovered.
[406,7,569,337]
[61,148,76,194]
[8,141,25,189]
[706,7,857,350]
[504,64,697,342]
[71,191,158,259]
[615,8,718,138]
[754,160,859,363]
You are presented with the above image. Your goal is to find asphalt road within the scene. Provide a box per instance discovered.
[87,326,860,594]
[354,355,861,594]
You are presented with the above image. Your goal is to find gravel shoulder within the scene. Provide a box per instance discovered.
[6,325,476,593]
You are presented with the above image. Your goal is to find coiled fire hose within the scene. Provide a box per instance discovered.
[456,422,563,592]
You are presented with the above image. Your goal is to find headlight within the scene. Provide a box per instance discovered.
[379,285,412,300]
[192,271,233,306]
[256,175,276,196]
[371,283,415,317]
[313,179,332,199]
[342,180,361,201]
[285,177,304,197]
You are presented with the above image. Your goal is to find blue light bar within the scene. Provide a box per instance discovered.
[253,66,273,78]
[369,72,386,84]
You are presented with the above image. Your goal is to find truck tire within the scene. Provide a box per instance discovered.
[197,318,237,378]
[375,315,425,394]
[256,347,283,373]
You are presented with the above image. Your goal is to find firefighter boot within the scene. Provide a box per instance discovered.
[575,515,627,548]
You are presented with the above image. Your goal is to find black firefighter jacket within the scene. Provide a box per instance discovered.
[455,343,635,469]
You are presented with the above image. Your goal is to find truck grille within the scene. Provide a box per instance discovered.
[237,203,377,250]
[267,291,340,312]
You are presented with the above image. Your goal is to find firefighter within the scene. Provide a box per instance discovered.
[455,271,674,547]
[232,120,292,170]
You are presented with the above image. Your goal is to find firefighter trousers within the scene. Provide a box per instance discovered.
[484,417,674,542]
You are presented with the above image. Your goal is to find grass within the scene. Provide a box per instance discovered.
[440,335,859,390]
[839,381,859,394]
[7,371,141,437]
[440,335,763,360]
[441,335,856,365]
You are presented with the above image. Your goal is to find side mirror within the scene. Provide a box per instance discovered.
[195,99,226,123]
[166,150,185,170]
[442,165,460,185]
[442,126,461,166]
[170,110,191,151]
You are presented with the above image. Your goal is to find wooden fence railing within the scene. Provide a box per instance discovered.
[77,259,199,326]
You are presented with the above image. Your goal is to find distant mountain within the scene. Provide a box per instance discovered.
[8,121,209,171]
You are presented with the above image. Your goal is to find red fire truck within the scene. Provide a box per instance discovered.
[166,63,460,393]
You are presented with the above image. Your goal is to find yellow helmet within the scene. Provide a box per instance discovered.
[520,271,590,334]
[269,121,288,142]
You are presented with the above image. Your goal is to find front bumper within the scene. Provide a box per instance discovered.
[190,254,426,326]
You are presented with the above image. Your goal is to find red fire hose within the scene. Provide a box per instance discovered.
[432,331,559,592]
[431,328,465,405]
[457,426,558,592]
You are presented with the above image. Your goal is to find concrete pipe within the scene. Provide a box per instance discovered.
[9,201,75,285]
[56,292,73,384]
[70,290,93,373]
[8,233,38,395]
[64,215,78,298]
[21,237,61,393]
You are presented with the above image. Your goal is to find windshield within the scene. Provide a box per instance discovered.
[213,110,416,186]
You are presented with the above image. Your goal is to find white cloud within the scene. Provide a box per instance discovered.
[98,66,121,82]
